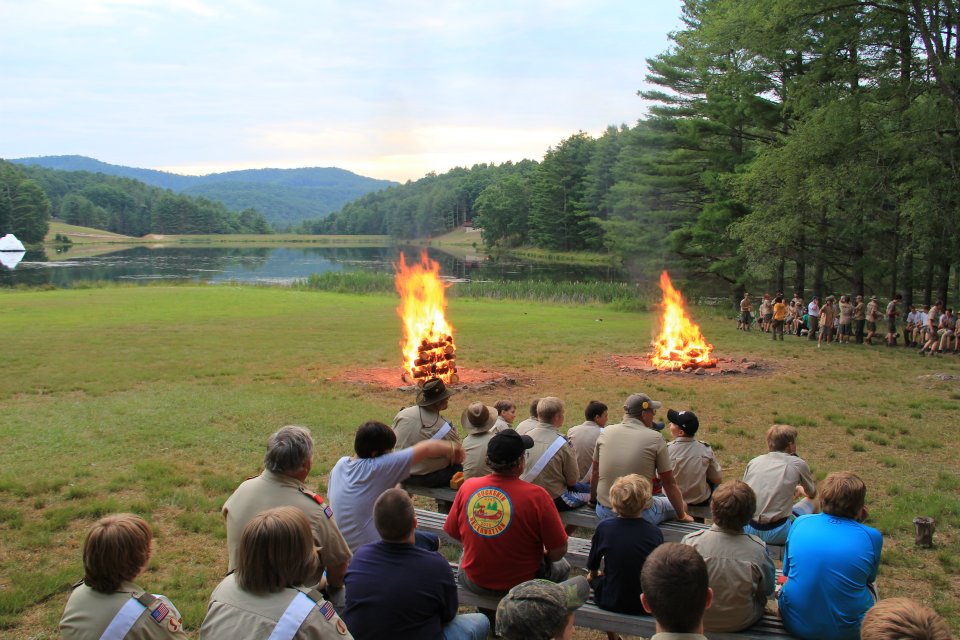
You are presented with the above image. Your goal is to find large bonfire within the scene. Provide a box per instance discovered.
[394,251,458,385]
[650,271,716,370]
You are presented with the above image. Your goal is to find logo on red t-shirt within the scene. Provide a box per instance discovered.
[466,486,513,537]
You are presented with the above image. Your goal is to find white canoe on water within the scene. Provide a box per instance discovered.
[0,251,25,269]
[0,234,26,252]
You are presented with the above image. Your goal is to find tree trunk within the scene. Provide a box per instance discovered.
[924,259,935,306]
[902,221,914,310]
[794,258,805,299]
[776,255,786,295]
[937,259,950,306]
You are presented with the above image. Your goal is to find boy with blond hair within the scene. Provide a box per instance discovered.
[587,474,663,633]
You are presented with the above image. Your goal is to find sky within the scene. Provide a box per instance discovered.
[0,0,684,183]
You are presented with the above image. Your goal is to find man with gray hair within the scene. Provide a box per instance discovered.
[222,425,352,608]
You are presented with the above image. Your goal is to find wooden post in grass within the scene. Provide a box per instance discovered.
[913,516,935,548]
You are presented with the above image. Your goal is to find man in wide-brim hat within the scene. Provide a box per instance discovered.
[393,378,462,488]
[461,402,499,480]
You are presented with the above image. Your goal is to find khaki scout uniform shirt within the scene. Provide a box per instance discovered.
[392,405,461,476]
[742,451,816,523]
[566,420,603,482]
[682,525,775,632]
[593,416,671,508]
[60,581,184,640]
[200,574,352,639]
[667,437,722,505]
[223,471,352,582]
[525,424,580,499]
[462,430,495,480]
[515,416,539,436]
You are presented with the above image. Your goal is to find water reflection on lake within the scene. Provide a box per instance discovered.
[0,245,632,288]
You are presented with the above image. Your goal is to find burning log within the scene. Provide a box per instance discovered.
[650,271,717,370]
[395,252,459,385]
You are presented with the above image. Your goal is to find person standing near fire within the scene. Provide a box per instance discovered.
[392,378,463,488]
[738,293,752,331]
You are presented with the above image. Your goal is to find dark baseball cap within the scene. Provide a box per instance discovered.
[486,430,534,464]
[496,576,590,640]
[667,408,699,436]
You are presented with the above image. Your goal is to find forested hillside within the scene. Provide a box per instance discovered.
[314,0,960,305]
[10,156,397,228]
[0,160,272,241]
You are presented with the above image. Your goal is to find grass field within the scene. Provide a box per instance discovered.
[1,285,958,638]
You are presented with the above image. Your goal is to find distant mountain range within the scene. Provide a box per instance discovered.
[9,155,398,228]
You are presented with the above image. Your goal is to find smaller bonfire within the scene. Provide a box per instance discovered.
[650,271,717,370]
[395,251,459,385]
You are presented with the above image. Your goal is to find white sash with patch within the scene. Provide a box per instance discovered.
[430,421,453,440]
[521,435,566,483]
[268,592,317,640]
[99,595,147,640]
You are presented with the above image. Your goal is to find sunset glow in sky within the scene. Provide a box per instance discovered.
[0,0,684,182]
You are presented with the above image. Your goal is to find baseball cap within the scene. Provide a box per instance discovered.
[667,408,699,436]
[624,393,661,416]
[486,430,534,465]
[496,576,590,640]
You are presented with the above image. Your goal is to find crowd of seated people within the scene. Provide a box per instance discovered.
[58,379,949,640]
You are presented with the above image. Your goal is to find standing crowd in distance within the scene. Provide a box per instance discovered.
[739,291,959,355]
[59,379,951,640]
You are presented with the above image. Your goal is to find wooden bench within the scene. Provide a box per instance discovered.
[450,564,794,639]
[417,508,782,582]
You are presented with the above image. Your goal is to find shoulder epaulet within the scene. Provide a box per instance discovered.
[297,588,349,634]
[71,578,84,590]
[698,440,712,448]
[299,487,335,519]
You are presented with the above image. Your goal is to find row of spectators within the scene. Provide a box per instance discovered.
[57,381,951,640]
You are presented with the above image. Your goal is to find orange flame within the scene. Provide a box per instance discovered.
[651,271,716,370]
[394,251,458,384]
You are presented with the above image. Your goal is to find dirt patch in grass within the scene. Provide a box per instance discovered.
[610,353,773,377]
[336,366,522,391]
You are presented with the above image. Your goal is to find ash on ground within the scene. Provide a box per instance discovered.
[338,367,518,391]
[612,354,766,377]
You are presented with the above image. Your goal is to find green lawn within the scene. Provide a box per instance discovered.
[1,286,958,637]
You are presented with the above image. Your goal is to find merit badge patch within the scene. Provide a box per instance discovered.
[150,601,170,623]
[323,505,334,519]
[466,486,512,537]
[319,600,335,620]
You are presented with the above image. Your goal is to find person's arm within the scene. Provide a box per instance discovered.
[758,547,776,597]
[589,459,600,503]
[545,540,568,562]
[439,563,459,624]
[325,560,348,590]
[659,470,694,522]
[411,439,464,466]
[797,461,817,499]
[562,444,580,488]
[706,454,723,485]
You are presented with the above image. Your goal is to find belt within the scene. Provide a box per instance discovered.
[748,517,789,531]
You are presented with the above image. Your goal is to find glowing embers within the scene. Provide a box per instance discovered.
[650,271,717,370]
[395,251,459,384]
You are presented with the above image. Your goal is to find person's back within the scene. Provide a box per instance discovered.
[682,481,774,632]
[587,475,663,616]
[666,409,721,506]
[742,424,817,545]
[566,401,608,483]
[594,417,665,507]
[462,430,495,479]
[779,472,882,640]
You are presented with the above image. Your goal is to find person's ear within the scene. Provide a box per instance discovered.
[640,593,653,615]
[705,587,714,611]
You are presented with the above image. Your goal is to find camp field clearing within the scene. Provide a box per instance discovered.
[1,285,958,638]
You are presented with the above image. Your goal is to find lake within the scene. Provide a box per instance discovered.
[0,245,634,288]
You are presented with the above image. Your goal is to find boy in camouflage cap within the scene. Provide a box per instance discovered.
[496,576,589,640]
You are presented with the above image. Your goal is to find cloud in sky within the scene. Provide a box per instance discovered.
[0,0,684,181]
